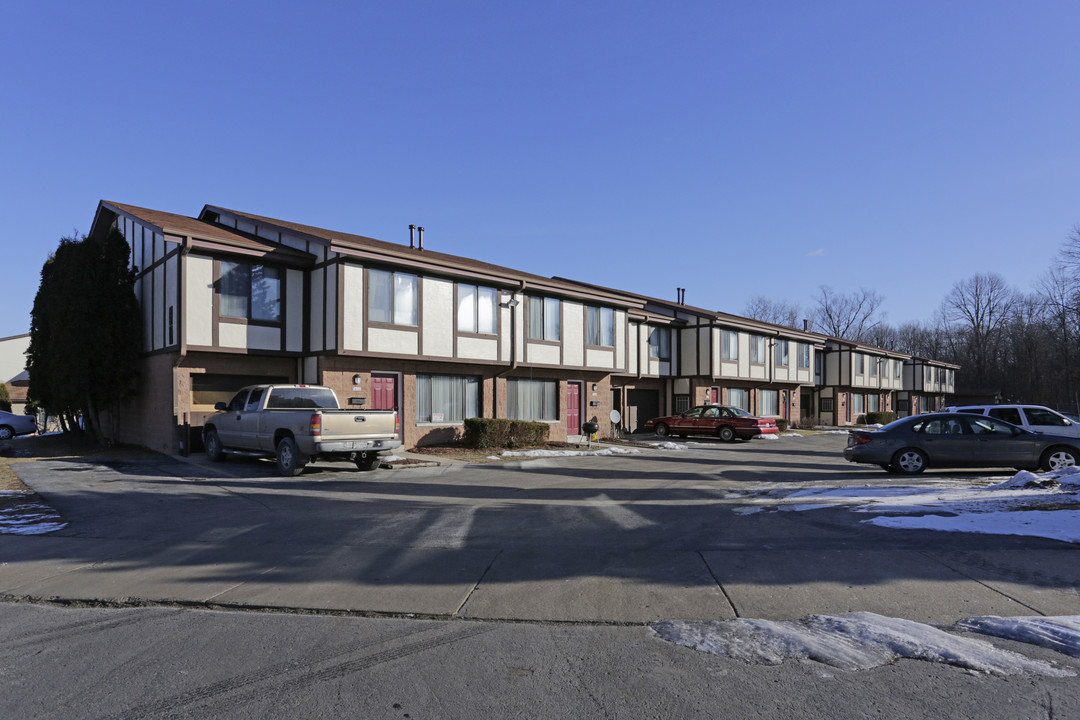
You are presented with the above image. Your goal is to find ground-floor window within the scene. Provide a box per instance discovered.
[728,388,750,411]
[867,394,880,412]
[507,378,557,421]
[675,395,691,413]
[416,374,479,423]
[759,389,778,416]
[852,393,865,415]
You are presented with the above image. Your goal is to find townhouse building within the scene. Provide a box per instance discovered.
[85,200,955,454]
[0,334,31,416]
[899,356,959,416]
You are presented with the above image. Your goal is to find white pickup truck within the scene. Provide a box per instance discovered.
[203,384,402,476]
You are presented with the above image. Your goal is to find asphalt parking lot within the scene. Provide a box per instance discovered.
[2,433,1077,625]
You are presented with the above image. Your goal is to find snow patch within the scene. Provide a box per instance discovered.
[957,616,1080,658]
[649,441,689,450]
[499,446,641,458]
[0,493,67,535]
[651,612,1074,676]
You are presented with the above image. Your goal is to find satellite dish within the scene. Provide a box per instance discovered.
[609,409,622,423]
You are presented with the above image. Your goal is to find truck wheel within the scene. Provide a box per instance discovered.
[354,452,381,471]
[276,437,308,477]
[204,429,225,462]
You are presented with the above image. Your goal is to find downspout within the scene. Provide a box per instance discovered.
[496,280,527,378]
[174,235,191,455]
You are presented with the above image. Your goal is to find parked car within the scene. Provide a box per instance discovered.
[943,404,1080,438]
[644,405,779,442]
[0,410,38,440]
[843,412,1080,475]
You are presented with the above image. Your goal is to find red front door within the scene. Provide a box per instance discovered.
[371,374,398,411]
[567,381,582,436]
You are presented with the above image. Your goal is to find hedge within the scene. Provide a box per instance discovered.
[463,418,550,449]
[864,411,897,426]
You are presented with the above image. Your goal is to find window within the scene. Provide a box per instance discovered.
[722,330,739,360]
[243,387,265,412]
[674,395,691,413]
[895,360,902,379]
[821,398,835,413]
[775,341,789,366]
[507,378,557,421]
[587,306,615,347]
[924,367,932,384]
[867,394,880,412]
[869,357,878,377]
[527,296,561,341]
[729,388,750,411]
[855,353,865,375]
[1023,408,1069,426]
[458,285,498,334]
[897,398,909,412]
[852,393,865,415]
[749,335,766,363]
[417,375,479,423]
[759,389,779,416]
[649,327,670,360]
[220,261,281,322]
[798,343,810,368]
[369,269,418,326]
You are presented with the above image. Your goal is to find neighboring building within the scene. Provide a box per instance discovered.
[898,356,960,417]
[85,200,958,454]
[0,334,30,415]
[814,339,909,425]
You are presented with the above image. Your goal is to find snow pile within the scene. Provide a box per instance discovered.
[753,434,779,440]
[381,455,406,463]
[649,441,689,450]
[958,616,1080,658]
[0,491,67,535]
[499,446,641,458]
[781,432,803,438]
[651,612,1074,676]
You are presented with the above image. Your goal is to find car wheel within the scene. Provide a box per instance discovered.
[1040,446,1078,471]
[654,423,670,437]
[891,448,927,475]
[276,437,308,477]
[0,425,13,441]
[717,426,736,443]
[204,429,225,462]
[354,452,381,471]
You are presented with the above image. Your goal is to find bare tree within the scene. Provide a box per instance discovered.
[742,296,802,329]
[942,273,1015,389]
[810,286,885,342]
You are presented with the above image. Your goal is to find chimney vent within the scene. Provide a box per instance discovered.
[417,226,424,250]
[409,224,416,248]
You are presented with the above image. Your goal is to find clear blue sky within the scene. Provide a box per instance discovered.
[3,1,1079,340]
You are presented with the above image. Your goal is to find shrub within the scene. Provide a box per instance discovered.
[775,418,789,432]
[463,418,549,449]
[864,411,897,426]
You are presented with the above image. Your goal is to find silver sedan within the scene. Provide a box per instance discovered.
[843,413,1080,475]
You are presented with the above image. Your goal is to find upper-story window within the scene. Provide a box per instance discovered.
[870,357,879,377]
[458,285,497,334]
[895,359,903,379]
[854,353,865,375]
[369,269,418,326]
[527,296,561,341]
[721,330,738,360]
[775,341,789,366]
[220,261,281,323]
[749,335,766,364]
[925,367,932,384]
[649,327,670,360]
[798,343,811,368]
[586,306,615,347]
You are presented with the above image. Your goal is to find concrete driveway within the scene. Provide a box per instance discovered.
[1,433,1078,624]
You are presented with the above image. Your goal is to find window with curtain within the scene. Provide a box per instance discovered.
[868,394,880,412]
[759,389,778,416]
[775,341,789,366]
[220,260,281,322]
[798,343,811,368]
[507,378,557,421]
[369,268,418,326]
[729,388,750,411]
[855,353,865,374]
[749,335,766,363]
[586,306,614,346]
[416,375,479,423]
[648,327,670,359]
[457,284,498,334]
[527,296,561,341]
[870,357,879,377]
[852,393,865,415]
[722,330,738,360]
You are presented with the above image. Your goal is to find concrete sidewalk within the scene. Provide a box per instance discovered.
[2,439,1078,625]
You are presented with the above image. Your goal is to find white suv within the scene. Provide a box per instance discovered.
[944,404,1080,438]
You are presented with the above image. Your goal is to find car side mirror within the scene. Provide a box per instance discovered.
[214,402,228,411]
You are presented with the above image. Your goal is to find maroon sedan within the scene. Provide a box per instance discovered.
[644,405,779,442]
